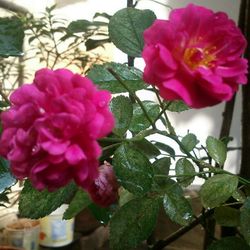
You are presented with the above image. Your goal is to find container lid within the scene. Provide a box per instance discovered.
[5,219,40,231]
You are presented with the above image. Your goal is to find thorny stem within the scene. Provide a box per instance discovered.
[108,68,156,129]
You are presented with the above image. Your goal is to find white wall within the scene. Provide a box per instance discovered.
[56,0,243,178]
[11,0,243,178]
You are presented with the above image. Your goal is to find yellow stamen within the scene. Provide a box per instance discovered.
[183,46,216,70]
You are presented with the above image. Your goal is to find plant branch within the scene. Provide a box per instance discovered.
[108,68,156,129]
[151,209,214,250]
[0,89,10,105]
[153,86,176,135]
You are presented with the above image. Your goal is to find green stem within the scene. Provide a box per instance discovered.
[0,89,10,105]
[221,201,243,207]
[153,86,176,135]
[99,137,125,143]
[155,130,193,158]
[155,172,210,178]
[102,142,122,151]
[108,68,156,129]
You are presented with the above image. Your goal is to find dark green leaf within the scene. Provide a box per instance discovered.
[110,96,133,136]
[200,174,238,208]
[113,143,153,194]
[129,101,160,133]
[67,19,106,33]
[0,101,9,108]
[232,190,246,203]
[85,38,110,51]
[0,158,16,193]
[162,179,193,225]
[153,142,175,159]
[176,158,196,187]
[181,133,199,152]
[0,17,24,57]
[164,100,190,112]
[63,189,91,219]
[87,62,147,94]
[152,157,171,186]
[152,157,171,177]
[93,12,112,20]
[99,133,121,162]
[88,203,112,225]
[19,180,77,219]
[214,207,240,227]
[110,197,159,250]
[109,8,156,57]
[132,139,161,159]
[241,197,250,245]
[208,237,250,250]
[206,136,227,166]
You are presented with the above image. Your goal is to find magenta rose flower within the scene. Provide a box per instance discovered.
[142,4,248,108]
[87,162,119,207]
[0,68,115,191]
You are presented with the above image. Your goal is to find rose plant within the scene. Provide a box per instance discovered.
[0,2,249,250]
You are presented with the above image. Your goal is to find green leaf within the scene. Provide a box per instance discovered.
[0,17,24,57]
[162,180,193,226]
[152,157,171,176]
[63,189,91,219]
[152,157,171,186]
[110,197,159,250]
[232,190,246,203]
[67,19,107,33]
[129,101,160,133]
[88,203,112,225]
[132,139,161,159]
[0,101,9,108]
[19,180,77,219]
[93,12,112,20]
[85,38,110,51]
[113,143,153,194]
[208,237,250,250]
[109,8,156,57]
[110,96,133,136]
[0,158,16,193]
[153,142,175,159]
[200,174,238,208]
[176,158,196,187]
[214,207,240,227]
[87,62,147,94]
[206,136,227,166]
[164,100,190,112]
[181,133,199,152]
[99,133,121,162]
[241,197,250,245]
[119,188,134,207]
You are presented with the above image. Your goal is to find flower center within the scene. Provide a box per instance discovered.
[183,47,216,70]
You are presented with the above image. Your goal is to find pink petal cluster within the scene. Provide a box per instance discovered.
[87,162,119,207]
[0,68,115,191]
[142,4,248,108]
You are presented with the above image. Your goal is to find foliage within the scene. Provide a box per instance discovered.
[0,2,249,250]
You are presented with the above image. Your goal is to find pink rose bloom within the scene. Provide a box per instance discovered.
[87,162,119,207]
[142,4,248,108]
[0,68,115,191]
